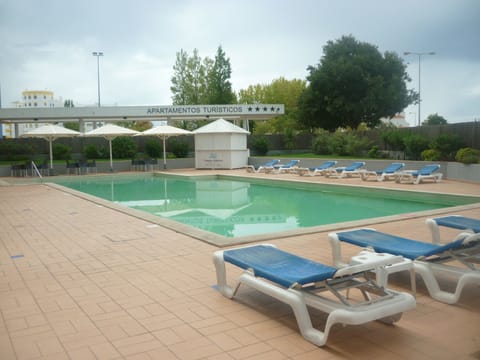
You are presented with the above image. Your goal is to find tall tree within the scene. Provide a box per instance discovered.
[422,113,448,125]
[170,49,190,105]
[298,35,417,131]
[238,77,306,134]
[206,46,235,104]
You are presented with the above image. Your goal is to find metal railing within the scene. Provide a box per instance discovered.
[30,161,43,178]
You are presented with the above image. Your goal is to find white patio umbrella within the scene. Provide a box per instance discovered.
[83,124,139,171]
[20,124,80,171]
[136,125,192,169]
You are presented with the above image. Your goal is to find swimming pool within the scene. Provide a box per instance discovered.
[52,173,479,242]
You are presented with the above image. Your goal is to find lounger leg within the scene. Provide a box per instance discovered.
[212,251,236,298]
[414,262,479,304]
[239,273,331,347]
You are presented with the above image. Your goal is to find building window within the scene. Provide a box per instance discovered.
[34,102,37,106]
[34,95,37,99]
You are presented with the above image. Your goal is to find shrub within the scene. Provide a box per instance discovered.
[455,147,480,164]
[329,130,348,155]
[145,140,162,158]
[251,136,269,155]
[368,145,380,158]
[430,134,464,161]
[0,140,34,161]
[98,147,110,159]
[112,137,137,159]
[52,143,72,160]
[170,139,189,158]
[283,128,295,151]
[344,132,372,156]
[403,134,429,160]
[312,129,331,155]
[421,149,441,161]
[326,130,371,156]
[84,144,100,159]
[381,129,406,151]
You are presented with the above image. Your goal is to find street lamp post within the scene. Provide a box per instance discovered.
[404,51,435,126]
[92,52,104,107]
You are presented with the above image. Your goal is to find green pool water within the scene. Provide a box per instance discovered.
[53,174,479,238]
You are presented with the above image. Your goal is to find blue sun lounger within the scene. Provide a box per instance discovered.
[297,160,338,176]
[246,159,280,173]
[426,215,480,243]
[213,244,415,347]
[395,164,442,184]
[324,161,366,178]
[265,159,300,173]
[361,162,405,182]
[328,228,480,304]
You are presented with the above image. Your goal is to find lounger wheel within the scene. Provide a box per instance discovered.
[379,312,403,324]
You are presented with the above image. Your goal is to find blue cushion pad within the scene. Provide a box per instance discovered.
[336,229,466,260]
[434,216,480,233]
[223,245,337,288]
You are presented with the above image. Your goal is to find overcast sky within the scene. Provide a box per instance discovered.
[1,0,479,125]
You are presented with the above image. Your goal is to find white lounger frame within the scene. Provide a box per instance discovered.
[329,229,480,304]
[425,216,477,244]
[395,170,443,184]
[213,244,415,347]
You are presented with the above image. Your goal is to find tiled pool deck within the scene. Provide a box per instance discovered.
[0,169,479,359]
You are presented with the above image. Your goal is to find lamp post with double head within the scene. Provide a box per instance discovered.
[92,52,104,107]
[404,51,435,126]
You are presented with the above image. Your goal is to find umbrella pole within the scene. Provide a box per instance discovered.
[163,137,167,169]
[109,139,113,172]
[49,140,54,170]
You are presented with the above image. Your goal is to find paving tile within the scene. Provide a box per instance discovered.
[226,342,274,359]
[111,333,165,356]
[89,341,122,359]
[0,174,479,359]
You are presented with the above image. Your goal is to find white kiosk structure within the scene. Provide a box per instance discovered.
[194,119,250,169]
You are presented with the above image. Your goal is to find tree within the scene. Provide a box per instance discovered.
[64,99,74,107]
[170,49,190,105]
[205,46,235,104]
[298,35,417,131]
[170,46,234,106]
[115,121,152,132]
[186,49,209,104]
[237,77,306,134]
[422,113,447,125]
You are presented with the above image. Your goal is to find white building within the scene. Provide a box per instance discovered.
[3,90,64,138]
[380,113,410,127]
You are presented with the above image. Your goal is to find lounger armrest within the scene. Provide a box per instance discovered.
[328,228,377,267]
[463,232,480,244]
[334,254,404,277]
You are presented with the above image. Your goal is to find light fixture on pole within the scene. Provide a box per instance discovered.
[92,51,104,107]
[404,51,435,126]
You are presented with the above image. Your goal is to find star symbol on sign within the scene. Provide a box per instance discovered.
[255,107,260,112]
[248,107,253,112]
[270,106,275,111]
[263,107,268,111]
